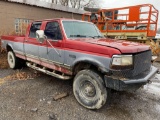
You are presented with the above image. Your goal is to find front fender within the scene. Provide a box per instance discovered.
[72,57,110,73]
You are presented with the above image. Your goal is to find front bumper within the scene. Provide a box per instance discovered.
[104,66,158,91]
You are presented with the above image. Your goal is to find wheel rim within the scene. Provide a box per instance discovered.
[8,52,15,68]
[80,80,96,99]
[9,54,13,63]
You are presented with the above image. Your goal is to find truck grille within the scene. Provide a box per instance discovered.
[111,50,151,79]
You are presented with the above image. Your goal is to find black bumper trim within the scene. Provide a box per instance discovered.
[104,66,158,91]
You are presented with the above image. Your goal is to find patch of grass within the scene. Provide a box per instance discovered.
[0,52,9,69]
[0,79,5,85]
[0,70,41,81]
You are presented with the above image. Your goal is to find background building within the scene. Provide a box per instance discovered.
[0,0,85,35]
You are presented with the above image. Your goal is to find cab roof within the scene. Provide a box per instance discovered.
[34,18,82,22]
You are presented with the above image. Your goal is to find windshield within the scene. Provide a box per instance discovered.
[62,21,103,39]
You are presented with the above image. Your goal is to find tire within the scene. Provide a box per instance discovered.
[7,51,20,69]
[73,69,108,109]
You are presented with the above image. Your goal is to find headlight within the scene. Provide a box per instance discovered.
[110,55,133,70]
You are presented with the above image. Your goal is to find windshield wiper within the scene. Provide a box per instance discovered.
[70,35,87,38]
[93,36,104,38]
[69,35,104,39]
[69,35,95,39]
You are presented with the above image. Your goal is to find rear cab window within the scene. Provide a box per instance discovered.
[29,22,42,38]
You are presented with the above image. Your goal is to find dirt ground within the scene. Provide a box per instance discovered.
[0,53,160,120]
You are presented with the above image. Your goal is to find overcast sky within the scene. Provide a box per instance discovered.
[99,0,160,26]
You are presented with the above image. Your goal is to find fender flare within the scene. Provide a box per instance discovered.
[72,57,109,73]
[6,43,14,51]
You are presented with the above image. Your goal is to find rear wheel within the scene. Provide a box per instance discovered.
[73,69,109,109]
[7,51,20,69]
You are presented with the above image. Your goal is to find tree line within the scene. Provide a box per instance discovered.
[50,0,98,9]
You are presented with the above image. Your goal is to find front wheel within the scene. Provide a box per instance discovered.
[73,69,109,109]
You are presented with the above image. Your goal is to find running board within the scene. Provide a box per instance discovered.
[26,62,71,80]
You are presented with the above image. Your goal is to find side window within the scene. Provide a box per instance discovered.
[44,22,62,40]
[29,22,42,38]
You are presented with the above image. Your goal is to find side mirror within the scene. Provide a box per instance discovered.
[36,30,46,43]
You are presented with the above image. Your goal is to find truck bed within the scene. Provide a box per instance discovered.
[1,35,25,42]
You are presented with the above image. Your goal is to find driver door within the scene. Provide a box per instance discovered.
[24,22,42,63]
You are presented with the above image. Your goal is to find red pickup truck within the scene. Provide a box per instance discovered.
[1,18,158,109]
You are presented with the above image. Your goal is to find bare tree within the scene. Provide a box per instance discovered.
[59,0,69,6]
[50,0,99,9]
[51,0,58,4]
[70,0,98,9]
[83,0,99,8]
[70,0,78,8]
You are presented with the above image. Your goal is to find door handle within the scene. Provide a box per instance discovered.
[25,39,28,42]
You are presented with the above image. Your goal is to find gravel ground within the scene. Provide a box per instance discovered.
[0,54,160,120]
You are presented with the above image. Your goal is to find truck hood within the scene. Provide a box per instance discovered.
[75,38,150,53]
